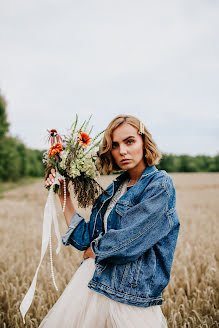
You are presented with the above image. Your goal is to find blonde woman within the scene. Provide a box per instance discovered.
[39,114,180,327]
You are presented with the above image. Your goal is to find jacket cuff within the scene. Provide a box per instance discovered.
[62,212,84,246]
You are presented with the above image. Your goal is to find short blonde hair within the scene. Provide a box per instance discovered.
[96,114,162,175]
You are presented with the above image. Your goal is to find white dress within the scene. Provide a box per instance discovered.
[39,180,168,328]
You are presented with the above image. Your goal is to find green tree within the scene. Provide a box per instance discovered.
[0,137,23,181]
[208,153,219,172]
[157,154,178,172]
[0,92,10,138]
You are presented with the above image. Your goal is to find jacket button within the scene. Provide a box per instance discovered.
[130,283,137,287]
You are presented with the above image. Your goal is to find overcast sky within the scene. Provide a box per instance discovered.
[0,0,218,156]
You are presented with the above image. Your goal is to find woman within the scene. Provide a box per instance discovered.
[40,114,180,328]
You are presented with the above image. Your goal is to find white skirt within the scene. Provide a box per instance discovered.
[39,258,167,328]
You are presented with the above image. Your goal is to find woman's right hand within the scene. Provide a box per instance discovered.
[45,168,57,187]
[45,168,70,197]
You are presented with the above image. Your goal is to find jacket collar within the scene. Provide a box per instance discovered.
[115,165,158,182]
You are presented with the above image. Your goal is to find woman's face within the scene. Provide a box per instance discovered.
[111,123,146,173]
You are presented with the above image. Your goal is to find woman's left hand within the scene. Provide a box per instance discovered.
[83,246,95,259]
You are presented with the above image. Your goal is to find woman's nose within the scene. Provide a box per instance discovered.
[120,145,127,155]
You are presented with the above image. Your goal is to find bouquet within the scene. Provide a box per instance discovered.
[20,114,105,324]
[43,114,105,208]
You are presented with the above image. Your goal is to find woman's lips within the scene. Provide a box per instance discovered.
[120,159,131,163]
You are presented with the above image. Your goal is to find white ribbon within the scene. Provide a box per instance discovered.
[20,173,64,324]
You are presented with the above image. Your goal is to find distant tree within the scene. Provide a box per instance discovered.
[194,155,213,172]
[157,154,178,172]
[0,91,10,138]
[157,153,219,172]
[208,153,219,172]
[26,148,45,177]
[0,136,22,181]
[215,154,219,171]
[174,155,198,172]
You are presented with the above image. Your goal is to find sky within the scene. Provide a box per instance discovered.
[0,0,218,156]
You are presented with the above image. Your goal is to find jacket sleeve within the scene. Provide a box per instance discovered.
[62,212,91,251]
[91,179,174,265]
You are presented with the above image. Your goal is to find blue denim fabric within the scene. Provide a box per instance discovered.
[62,165,180,308]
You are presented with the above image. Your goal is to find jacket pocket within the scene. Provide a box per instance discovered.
[128,255,143,287]
[115,201,134,217]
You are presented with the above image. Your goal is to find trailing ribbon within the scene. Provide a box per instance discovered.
[20,173,64,324]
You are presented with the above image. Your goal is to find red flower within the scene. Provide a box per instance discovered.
[78,131,92,146]
[48,143,63,157]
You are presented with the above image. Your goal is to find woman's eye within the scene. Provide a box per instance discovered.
[112,140,134,148]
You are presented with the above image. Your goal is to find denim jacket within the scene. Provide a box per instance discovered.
[62,165,180,308]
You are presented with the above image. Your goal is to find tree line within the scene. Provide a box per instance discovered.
[0,92,44,182]
[157,153,219,172]
[0,91,218,182]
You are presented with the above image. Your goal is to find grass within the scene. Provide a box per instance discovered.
[0,177,42,197]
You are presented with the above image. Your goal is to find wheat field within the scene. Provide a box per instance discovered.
[0,173,218,328]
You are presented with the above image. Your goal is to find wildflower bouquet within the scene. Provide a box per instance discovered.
[43,114,105,208]
[20,114,105,324]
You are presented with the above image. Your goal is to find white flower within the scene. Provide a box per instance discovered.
[76,158,91,172]
[59,149,69,170]
[74,157,97,179]
[69,162,81,178]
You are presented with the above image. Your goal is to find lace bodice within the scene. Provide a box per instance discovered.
[103,179,129,232]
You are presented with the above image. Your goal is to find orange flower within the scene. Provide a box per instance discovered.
[78,131,92,146]
[48,142,63,157]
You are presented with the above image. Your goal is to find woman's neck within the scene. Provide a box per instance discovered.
[127,163,147,184]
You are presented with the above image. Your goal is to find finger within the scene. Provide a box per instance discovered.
[47,174,54,184]
[49,173,55,184]
[51,168,56,177]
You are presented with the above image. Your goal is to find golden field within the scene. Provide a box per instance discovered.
[0,173,218,328]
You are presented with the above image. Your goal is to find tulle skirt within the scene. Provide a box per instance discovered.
[39,258,167,328]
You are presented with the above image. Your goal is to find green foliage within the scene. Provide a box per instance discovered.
[0,92,10,138]
[0,91,45,182]
[157,153,219,172]
[25,148,45,177]
[0,136,45,182]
